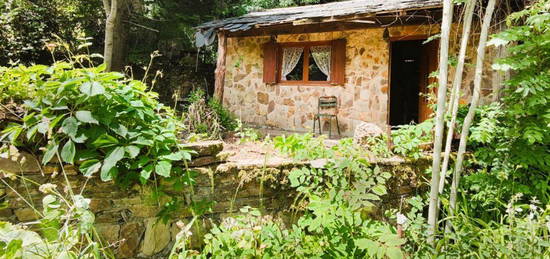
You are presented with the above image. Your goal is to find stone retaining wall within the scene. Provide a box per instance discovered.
[0,141,429,258]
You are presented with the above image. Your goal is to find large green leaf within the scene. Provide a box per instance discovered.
[26,124,38,140]
[155,160,172,177]
[100,147,125,181]
[79,159,102,177]
[385,246,404,259]
[372,185,387,196]
[140,163,154,180]
[355,238,379,255]
[125,145,140,158]
[92,134,119,148]
[79,81,105,97]
[75,111,98,124]
[37,121,49,134]
[60,140,75,164]
[61,117,78,138]
[160,152,183,161]
[42,143,59,165]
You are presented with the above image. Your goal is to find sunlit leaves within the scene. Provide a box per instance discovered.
[100,147,124,181]
[61,117,78,138]
[91,134,119,148]
[1,62,195,187]
[75,111,98,124]
[42,142,58,165]
[79,81,105,97]
[125,145,140,158]
[140,164,154,180]
[79,159,101,177]
[60,140,76,164]
[155,160,172,177]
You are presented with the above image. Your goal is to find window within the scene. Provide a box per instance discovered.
[262,39,346,85]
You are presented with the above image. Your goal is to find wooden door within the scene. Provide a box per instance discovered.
[418,40,439,122]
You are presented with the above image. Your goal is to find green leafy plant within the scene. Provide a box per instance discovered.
[391,120,434,159]
[458,0,550,208]
[171,133,403,258]
[273,133,332,160]
[402,193,550,258]
[235,119,261,143]
[0,182,112,258]
[1,61,193,183]
[182,89,237,139]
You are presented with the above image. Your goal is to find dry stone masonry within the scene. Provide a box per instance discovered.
[0,141,429,258]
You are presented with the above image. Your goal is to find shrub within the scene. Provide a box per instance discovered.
[171,135,406,258]
[0,183,111,258]
[207,98,237,131]
[182,89,237,139]
[1,62,193,184]
[391,120,433,159]
[402,194,550,258]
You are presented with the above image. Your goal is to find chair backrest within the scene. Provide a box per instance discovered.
[318,96,337,112]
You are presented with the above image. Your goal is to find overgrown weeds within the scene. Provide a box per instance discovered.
[182,89,237,140]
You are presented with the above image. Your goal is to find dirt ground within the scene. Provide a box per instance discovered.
[222,137,294,165]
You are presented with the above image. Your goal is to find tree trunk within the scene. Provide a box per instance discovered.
[439,0,476,195]
[447,0,498,230]
[214,31,227,102]
[103,0,118,71]
[427,0,454,243]
[103,0,128,72]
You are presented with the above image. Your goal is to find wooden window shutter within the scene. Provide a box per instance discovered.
[263,41,278,84]
[331,39,346,85]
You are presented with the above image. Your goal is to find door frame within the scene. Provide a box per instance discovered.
[387,34,438,126]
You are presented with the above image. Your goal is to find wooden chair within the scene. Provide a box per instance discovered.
[312,96,341,138]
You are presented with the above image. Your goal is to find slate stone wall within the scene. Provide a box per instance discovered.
[0,141,429,258]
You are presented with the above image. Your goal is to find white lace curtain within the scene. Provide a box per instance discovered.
[311,45,332,80]
[281,47,304,80]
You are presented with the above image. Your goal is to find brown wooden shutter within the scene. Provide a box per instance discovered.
[331,39,346,85]
[263,41,278,84]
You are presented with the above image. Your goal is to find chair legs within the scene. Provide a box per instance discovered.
[318,116,321,135]
[312,115,341,138]
[335,116,341,136]
[329,118,332,139]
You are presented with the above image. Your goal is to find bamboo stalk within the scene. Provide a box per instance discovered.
[427,0,454,243]
[439,0,477,195]
[447,0,498,231]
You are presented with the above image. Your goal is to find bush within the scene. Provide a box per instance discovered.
[1,62,193,184]
[183,89,237,139]
[0,183,111,258]
[391,120,433,159]
[171,135,405,258]
[402,194,550,258]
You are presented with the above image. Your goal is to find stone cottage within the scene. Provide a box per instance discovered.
[196,0,504,136]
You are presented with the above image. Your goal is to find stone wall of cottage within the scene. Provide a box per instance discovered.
[222,24,498,136]
[0,141,299,258]
[0,141,430,258]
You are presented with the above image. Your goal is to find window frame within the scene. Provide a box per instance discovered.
[277,40,335,86]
